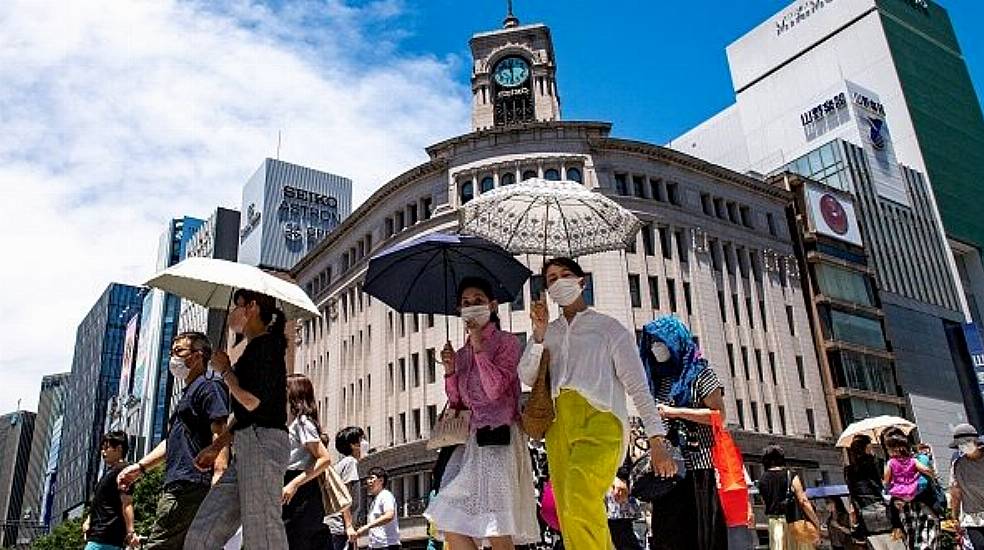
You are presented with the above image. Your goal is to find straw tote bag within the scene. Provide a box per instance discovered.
[317,465,353,515]
[521,348,554,439]
[427,405,471,450]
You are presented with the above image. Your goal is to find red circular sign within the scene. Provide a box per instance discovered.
[819,194,849,235]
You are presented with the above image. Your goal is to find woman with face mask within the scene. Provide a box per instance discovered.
[518,257,673,550]
[424,277,540,550]
[641,315,728,550]
[185,289,291,550]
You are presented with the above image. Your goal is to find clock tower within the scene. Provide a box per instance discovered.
[469,5,562,131]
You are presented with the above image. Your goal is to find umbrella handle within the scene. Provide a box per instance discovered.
[218,289,235,351]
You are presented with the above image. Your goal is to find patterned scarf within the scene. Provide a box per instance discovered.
[639,316,708,408]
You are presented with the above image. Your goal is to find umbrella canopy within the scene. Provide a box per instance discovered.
[459,178,642,257]
[363,233,531,316]
[145,257,320,320]
[835,415,917,448]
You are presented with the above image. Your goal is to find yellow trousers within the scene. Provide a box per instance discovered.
[545,390,623,550]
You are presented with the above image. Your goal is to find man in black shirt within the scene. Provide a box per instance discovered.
[117,332,229,550]
[83,431,136,550]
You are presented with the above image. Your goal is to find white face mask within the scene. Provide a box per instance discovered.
[651,342,671,363]
[959,440,979,455]
[460,304,492,327]
[360,439,370,457]
[547,277,583,306]
[168,356,191,383]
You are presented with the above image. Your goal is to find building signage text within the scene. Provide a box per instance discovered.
[239,203,262,243]
[776,0,836,37]
[497,87,530,99]
[851,92,886,116]
[279,184,341,246]
[800,92,847,126]
[284,185,339,208]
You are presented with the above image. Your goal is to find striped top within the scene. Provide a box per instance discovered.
[654,368,722,471]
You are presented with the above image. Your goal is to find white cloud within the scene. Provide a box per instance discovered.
[0,0,470,413]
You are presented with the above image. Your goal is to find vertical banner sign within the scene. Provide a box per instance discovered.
[962,323,984,398]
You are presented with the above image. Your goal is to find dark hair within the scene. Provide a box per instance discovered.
[885,433,912,457]
[234,289,287,354]
[456,276,501,329]
[287,374,321,434]
[173,331,213,362]
[762,444,786,469]
[848,435,873,465]
[368,466,388,485]
[335,426,366,456]
[541,257,585,279]
[101,431,129,457]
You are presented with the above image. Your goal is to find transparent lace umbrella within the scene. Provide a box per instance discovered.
[458,178,642,257]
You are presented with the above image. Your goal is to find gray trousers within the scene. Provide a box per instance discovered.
[184,426,289,550]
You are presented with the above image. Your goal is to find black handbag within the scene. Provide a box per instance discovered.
[628,450,687,503]
[784,470,804,523]
[476,424,511,447]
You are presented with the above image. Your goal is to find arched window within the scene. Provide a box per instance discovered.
[544,168,561,181]
[566,167,583,183]
[522,170,538,181]
[480,176,495,193]
[500,172,516,186]
[460,181,474,204]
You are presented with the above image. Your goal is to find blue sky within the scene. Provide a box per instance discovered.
[394,0,984,143]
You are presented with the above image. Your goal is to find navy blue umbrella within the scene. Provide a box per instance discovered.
[363,233,532,334]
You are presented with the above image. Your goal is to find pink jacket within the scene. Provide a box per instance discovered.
[445,323,521,432]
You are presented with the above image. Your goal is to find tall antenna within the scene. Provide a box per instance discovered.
[276,131,282,160]
[503,0,519,28]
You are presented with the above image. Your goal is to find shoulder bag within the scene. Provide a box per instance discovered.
[521,348,554,439]
[784,470,819,545]
[426,404,471,450]
[318,465,353,515]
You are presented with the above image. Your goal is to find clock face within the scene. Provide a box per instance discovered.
[493,57,530,88]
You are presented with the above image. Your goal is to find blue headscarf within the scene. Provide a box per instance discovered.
[639,316,707,408]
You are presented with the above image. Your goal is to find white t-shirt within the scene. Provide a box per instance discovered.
[326,455,359,534]
[287,415,320,471]
[367,489,400,548]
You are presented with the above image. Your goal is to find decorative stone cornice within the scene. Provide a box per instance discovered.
[590,137,791,201]
[425,120,612,160]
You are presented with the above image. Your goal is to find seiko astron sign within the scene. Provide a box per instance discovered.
[238,158,352,271]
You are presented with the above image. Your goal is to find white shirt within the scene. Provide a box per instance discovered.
[368,489,400,548]
[518,307,666,438]
[287,415,320,471]
[326,455,359,534]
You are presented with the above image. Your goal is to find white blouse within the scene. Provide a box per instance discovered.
[518,308,666,438]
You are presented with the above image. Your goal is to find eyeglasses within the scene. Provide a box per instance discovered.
[170,347,198,357]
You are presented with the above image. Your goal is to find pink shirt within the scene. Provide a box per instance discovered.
[445,323,521,432]
[887,457,920,501]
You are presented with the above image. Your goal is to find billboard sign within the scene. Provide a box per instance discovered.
[804,184,863,247]
[118,316,139,399]
[238,159,352,271]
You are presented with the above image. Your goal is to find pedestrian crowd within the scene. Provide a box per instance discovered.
[79,260,984,550]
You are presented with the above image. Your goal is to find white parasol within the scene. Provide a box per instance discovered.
[835,415,917,448]
[459,178,642,257]
[145,257,320,321]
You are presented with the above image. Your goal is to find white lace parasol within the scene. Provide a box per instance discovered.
[458,178,642,257]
